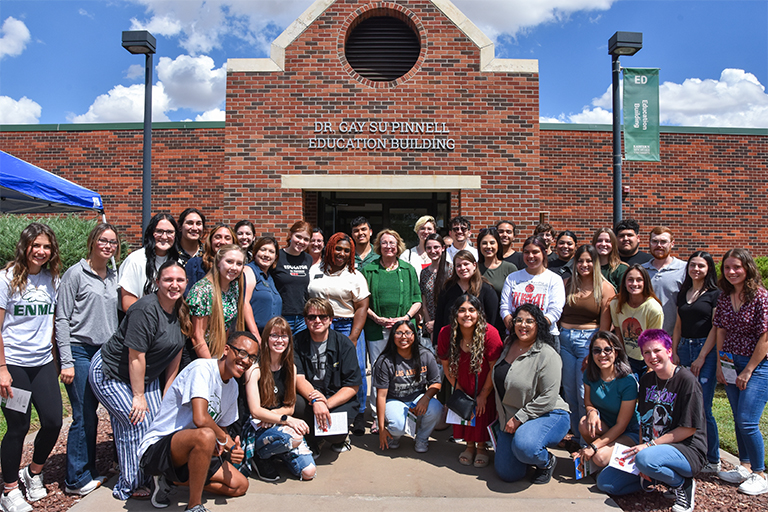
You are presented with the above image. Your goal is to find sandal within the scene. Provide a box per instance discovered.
[474,450,490,468]
[458,449,475,466]
[131,486,151,500]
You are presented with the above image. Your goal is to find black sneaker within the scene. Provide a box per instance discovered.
[671,477,695,512]
[352,413,366,436]
[531,452,557,484]
[252,457,280,482]
[150,475,171,509]
[331,440,352,453]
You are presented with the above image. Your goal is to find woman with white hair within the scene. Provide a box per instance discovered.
[401,215,437,280]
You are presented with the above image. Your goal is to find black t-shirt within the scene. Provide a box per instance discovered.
[372,347,441,403]
[620,251,653,266]
[100,293,185,385]
[638,367,707,475]
[504,251,525,270]
[272,249,313,316]
[676,288,720,339]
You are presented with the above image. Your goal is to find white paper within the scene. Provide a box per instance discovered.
[719,351,737,385]
[314,411,348,436]
[445,407,475,426]
[608,443,640,475]
[1,387,31,413]
[404,410,417,437]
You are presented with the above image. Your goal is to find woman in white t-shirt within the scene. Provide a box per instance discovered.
[500,236,566,349]
[0,223,62,512]
[401,215,437,280]
[118,213,180,312]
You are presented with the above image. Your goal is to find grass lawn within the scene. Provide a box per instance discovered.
[711,383,768,467]
[0,382,71,439]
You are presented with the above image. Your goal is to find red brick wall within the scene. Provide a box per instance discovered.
[0,126,225,247]
[224,0,541,236]
[539,127,768,258]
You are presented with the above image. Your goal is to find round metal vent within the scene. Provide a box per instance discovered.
[344,16,421,82]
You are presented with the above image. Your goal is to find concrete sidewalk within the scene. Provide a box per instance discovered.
[69,427,619,512]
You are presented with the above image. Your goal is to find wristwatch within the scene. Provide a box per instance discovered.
[280,414,288,423]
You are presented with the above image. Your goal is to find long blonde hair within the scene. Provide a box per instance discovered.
[566,245,606,307]
[205,244,246,357]
[447,294,487,378]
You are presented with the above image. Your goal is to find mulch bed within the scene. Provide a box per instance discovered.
[4,410,768,511]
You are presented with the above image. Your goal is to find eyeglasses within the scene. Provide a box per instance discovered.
[451,226,468,232]
[592,346,615,356]
[513,318,535,326]
[97,238,119,247]
[305,314,330,321]
[226,343,258,364]
[394,331,414,338]
[153,229,175,238]
[269,334,289,342]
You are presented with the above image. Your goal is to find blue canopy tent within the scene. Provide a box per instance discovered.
[1,150,104,214]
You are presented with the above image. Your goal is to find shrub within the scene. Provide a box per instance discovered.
[0,214,128,272]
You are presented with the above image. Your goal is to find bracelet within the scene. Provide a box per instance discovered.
[310,398,318,405]
[216,437,228,446]
[648,439,656,447]
[589,442,598,453]
[405,313,411,320]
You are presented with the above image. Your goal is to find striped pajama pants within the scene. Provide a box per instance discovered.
[88,350,162,500]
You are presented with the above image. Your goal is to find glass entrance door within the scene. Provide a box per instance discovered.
[317,192,450,247]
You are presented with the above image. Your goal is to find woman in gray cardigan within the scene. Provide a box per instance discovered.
[492,303,570,484]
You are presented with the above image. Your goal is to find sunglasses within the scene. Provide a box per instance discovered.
[592,346,615,356]
[306,314,330,321]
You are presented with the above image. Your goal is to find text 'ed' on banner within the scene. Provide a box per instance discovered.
[623,67,660,162]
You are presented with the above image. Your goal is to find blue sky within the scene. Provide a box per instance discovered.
[1,0,766,127]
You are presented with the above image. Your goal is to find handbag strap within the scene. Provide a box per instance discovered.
[472,372,479,399]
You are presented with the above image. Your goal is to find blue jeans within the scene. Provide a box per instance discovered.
[384,395,442,443]
[725,355,768,472]
[597,444,693,494]
[494,409,570,482]
[253,425,315,478]
[332,317,367,415]
[628,357,647,382]
[284,314,306,335]
[64,344,101,489]
[677,336,719,463]
[560,327,596,445]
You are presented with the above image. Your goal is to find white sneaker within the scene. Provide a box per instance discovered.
[738,473,768,496]
[700,461,721,473]
[18,466,47,502]
[64,478,102,496]
[1,489,32,512]
[414,439,429,453]
[718,464,751,484]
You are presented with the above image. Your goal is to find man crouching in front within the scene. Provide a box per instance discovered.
[138,331,258,512]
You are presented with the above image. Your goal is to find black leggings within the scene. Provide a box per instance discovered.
[1,362,63,483]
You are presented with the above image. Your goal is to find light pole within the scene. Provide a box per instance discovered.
[122,30,156,233]
[608,31,642,226]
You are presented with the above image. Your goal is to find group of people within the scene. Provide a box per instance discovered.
[0,211,766,512]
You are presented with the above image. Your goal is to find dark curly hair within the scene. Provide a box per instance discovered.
[508,303,556,350]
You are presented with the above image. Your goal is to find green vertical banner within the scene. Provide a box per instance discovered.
[623,67,660,161]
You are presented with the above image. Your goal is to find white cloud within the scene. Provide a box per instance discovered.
[195,108,225,121]
[78,9,94,19]
[68,83,171,123]
[0,96,41,124]
[128,0,309,54]
[156,55,226,111]
[126,64,145,80]
[0,17,31,59]
[546,69,768,128]
[453,0,615,39]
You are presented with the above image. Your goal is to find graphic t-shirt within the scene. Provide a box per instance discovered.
[609,298,664,361]
[272,249,313,316]
[372,347,441,403]
[638,367,707,475]
[138,358,239,459]
[500,269,566,336]
[0,268,57,366]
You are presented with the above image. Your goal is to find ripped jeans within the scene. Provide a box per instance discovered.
[677,336,719,464]
[240,421,315,478]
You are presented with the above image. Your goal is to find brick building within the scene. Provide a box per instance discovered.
[2,0,767,257]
